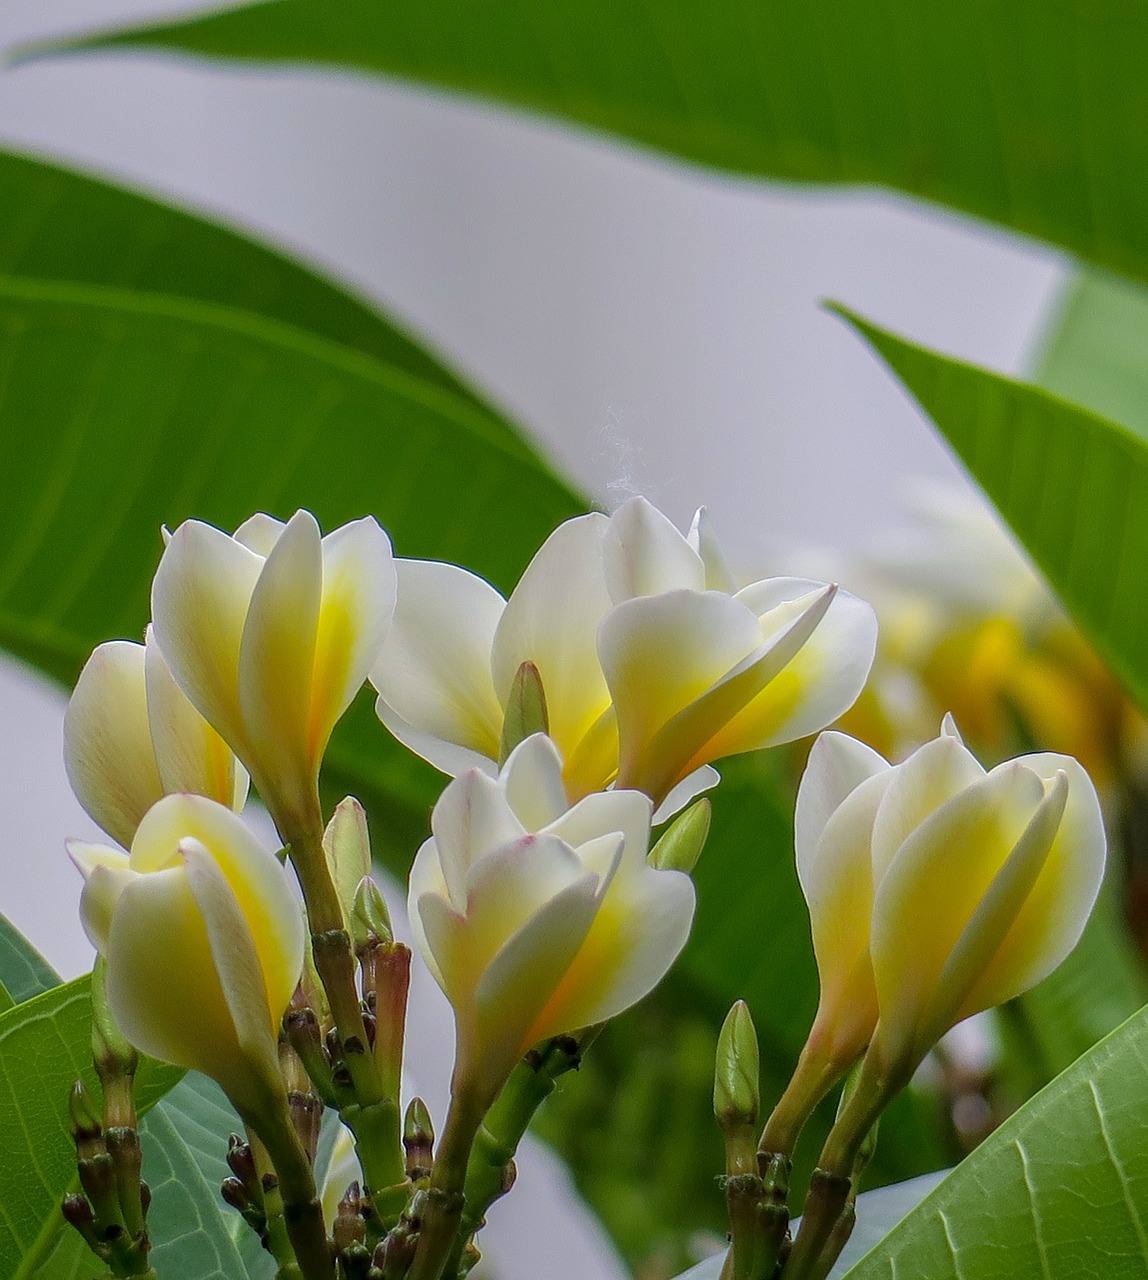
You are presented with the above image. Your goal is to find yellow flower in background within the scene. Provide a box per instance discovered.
[150,511,395,831]
[69,793,305,1115]
[372,497,876,811]
[408,733,695,1104]
[846,481,1142,786]
[797,718,1105,1076]
[64,627,248,849]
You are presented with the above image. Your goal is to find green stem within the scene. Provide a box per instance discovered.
[407,1084,485,1280]
[758,1041,844,1161]
[247,1104,334,1280]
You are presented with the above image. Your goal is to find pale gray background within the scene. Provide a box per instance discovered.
[0,2,1068,1275]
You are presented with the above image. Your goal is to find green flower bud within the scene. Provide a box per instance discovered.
[650,798,711,874]
[498,660,549,765]
[714,1000,760,1130]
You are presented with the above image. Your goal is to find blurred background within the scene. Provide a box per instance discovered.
[0,2,1089,1277]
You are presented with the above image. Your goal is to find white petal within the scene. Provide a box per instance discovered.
[870,762,1046,1070]
[430,769,526,907]
[103,866,253,1092]
[715,580,878,749]
[492,514,614,764]
[375,698,501,778]
[151,520,264,757]
[309,517,397,761]
[131,794,304,1022]
[795,731,889,885]
[687,507,738,593]
[238,510,323,800]
[603,497,705,602]
[145,627,244,811]
[233,513,285,556]
[545,788,652,877]
[525,863,695,1042]
[652,764,721,824]
[600,588,763,791]
[371,558,505,769]
[870,734,986,883]
[953,755,1105,1021]
[798,770,892,1061]
[181,838,283,1090]
[500,733,570,830]
[64,641,162,848]
[75,856,137,952]
[407,838,450,987]
[470,871,602,1098]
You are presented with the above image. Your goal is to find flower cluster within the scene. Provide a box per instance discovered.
[59,495,1107,1280]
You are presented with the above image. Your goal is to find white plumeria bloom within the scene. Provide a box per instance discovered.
[150,510,395,831]
[68,794,305,1115]
[796,718,1106,1076]
[409,733,695,1104]
[64,628,248,849]
[372,497,876,810]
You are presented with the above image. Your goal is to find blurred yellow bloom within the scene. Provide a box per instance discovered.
[846,481,1142,787]
[69,793,305,1114]
[373,497,876,811]
[408,733,695,1103]
[64,628,248,849]
[797,719,1105,1075]
[150,511,395,830]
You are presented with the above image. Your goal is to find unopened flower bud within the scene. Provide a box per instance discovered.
[324,798,372,932]
[498,660,549,765]
[351,875,393,949]
[714,1000,760,1131]
[403,1097,435,1180]
[649,798,711,874]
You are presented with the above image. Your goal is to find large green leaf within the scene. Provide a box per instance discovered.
[840,1003,1148,1278]
[835,305,1148,720]
[0,976,182,1280]
[0,912,60,1005]
[0,274,582,862]
[44,0,1148,287]
[1036,269,1148,443]
[0,148,517,437]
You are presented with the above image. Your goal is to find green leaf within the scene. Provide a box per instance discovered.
[833,304,1148,720]
[0,148,520,440]
[1036,269,1148,443]
[839,1003,1148,1279]
[44,0,1148,287]
[0,975,182,1280]
[0,274,582,865]
[139,1075,274,1280]
[0,912,60,1005]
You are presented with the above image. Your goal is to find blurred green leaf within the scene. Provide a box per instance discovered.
[1036,270,1148,442]
[839,1004,1148,1279]
[0,976,182,1280]
[0,148,519,439]
[836,305,1148,721]
[46,0,1148,287]
[0,275,582,866]
[0,911,61,1004]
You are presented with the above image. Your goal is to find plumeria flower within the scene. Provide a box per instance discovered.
[408,733,695,1105]
[64,628,248,849]
[372,497,876,811]
[796,717,1106,1077]
[68,793,305,1117]
[150,510,395,833]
